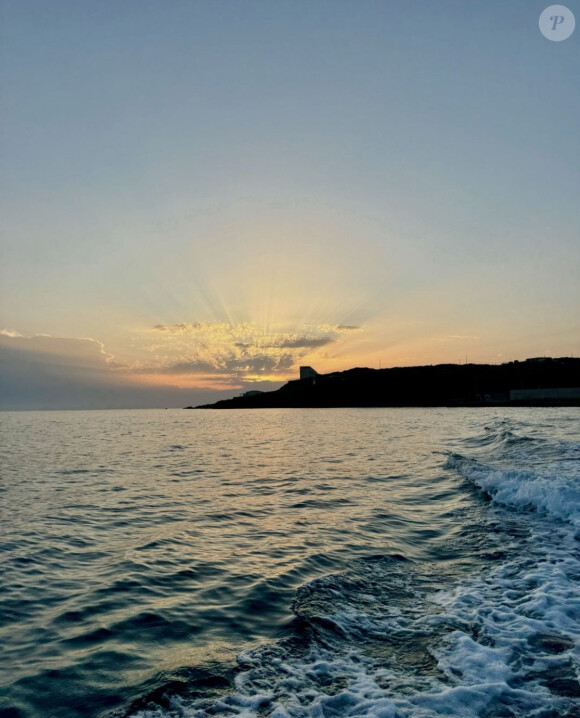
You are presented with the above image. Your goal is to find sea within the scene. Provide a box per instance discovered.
[1,408,579,718]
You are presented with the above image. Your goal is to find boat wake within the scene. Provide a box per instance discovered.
[128,419,580,718]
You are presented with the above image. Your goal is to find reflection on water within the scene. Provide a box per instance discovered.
[1,408,578,717]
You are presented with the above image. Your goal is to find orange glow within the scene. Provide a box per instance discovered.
[135,373,244,391]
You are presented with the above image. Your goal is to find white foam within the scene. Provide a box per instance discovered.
[444,454,580,528]
[134,531,579,717]
[132,433,580,718]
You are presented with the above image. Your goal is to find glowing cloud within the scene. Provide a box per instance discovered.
[142,321,363,380]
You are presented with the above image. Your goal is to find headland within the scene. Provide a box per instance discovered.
[187,357,580,409]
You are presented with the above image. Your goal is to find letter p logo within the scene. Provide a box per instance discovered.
[539,5,575,40]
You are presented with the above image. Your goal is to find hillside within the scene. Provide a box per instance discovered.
[188,357,580,409]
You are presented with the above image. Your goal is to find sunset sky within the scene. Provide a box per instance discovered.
[1,0,579,409]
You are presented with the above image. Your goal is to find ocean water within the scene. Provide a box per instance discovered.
[1,408,579,718]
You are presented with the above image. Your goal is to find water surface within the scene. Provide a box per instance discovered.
[1,408,578,717]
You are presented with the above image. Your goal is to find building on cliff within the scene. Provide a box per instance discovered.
[299,366,318,381]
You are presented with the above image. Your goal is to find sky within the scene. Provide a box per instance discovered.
[1,0,579,409]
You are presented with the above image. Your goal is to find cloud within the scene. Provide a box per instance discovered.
[152,322,203,333]
[0,332,243,410]
[0,332,121,369]
[142,321,361,378]
[0,319,365,409]
[264,337,335,349]
[161,352,295,376]
[155,359,220,374]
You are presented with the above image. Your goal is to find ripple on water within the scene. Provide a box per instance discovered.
[1,408,578,718]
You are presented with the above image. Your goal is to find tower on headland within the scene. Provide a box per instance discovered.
[299,366,318,381]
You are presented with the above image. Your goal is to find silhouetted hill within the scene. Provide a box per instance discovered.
[188,358,580,409]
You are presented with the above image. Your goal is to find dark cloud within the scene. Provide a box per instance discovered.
[158,352,295,376]
[153,323,203,333]
[0,334,249,410]
[268,337,335,349]
[156,359,224,375]
[225,353,295,374]
[0,318,362,409]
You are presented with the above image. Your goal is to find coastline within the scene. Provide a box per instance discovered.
[187,358,580,410]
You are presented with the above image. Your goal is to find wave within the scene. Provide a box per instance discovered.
[444,453,580,529]
[131,551,579,717]
[130,535,579,717]
[460,417,580,463]
[128,417,580,718]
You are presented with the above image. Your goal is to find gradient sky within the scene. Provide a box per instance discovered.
[1,0,579,409]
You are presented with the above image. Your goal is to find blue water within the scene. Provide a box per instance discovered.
[1,408,578,718]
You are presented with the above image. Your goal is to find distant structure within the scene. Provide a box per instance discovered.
[241,390,264,398]
[510,387,580,402]
[299,366,318,381]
